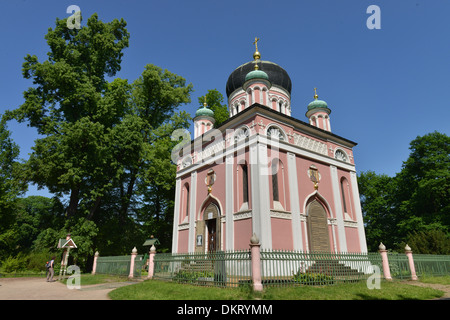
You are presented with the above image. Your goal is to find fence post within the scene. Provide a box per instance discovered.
[91,251,99,275]
[378,243,392,281]
[250,233,263,292]
[148,245,156,279]
[405,244,418,280]
[129,247,137,279]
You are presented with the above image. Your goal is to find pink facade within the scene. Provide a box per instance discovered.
[172,53,367,254]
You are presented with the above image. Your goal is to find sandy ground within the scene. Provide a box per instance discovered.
[0,277,137,300]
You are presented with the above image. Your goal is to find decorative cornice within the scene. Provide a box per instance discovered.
[233,210,252,221]
[178,223,189,231]
[270,210,292,220]
[343,220,359,228]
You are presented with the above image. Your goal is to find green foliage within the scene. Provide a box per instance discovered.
[2,13,193,270]
[359,131,450,252]
[1,256,26,273]
[173,270,215,283]
[198,89,229,127]
[404,229,450,254]
[0,116,27,260]
[358,171,399,251]
[292,270,334,285]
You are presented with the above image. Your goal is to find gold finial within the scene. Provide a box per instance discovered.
[203,96,207,107]
[314,87,318,99]
[253,37,261,69]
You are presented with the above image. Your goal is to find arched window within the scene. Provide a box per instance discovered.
[237,161,250,211]
[270,158,289,211]
[185,184,190,218]
[242,163,249,204]
[271,160,279,202]
[340,179,347,213]
[247,89,252,106]
[340,177,353,220]
[181,183,189,223]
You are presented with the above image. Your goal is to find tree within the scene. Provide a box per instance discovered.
[397,131,450,228]
[198,89,229,127]
[359,132,450,252]
[14,196,64,252]
[0,115,26,259]
[358,171,399,251]
[5,13,194,263]
[6,13,130,220]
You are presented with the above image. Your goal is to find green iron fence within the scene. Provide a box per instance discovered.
[152,250,384,287]
[259,250,383,287]
[386,253,410,279]
[96,250,450,286]
[412,254,450,278]
[153,250,251,287]
[386,253,450,279]
[96,254,145,277]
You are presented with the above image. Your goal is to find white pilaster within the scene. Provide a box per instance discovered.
[330,165,347,252]
[225,154,234,251]
[188,171,197,252]
[287,152,303,250]
[250,138,272,249]
[350,171,368,253]
[249,139,272,249]
[171,178,182,253]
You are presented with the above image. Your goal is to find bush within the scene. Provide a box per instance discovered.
[173,270,214,283]
[26,250,60,272]
[1,255,26,273]
[292,271,334,285]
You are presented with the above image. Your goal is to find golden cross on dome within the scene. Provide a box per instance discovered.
[253,37,260,51]
[204,96,207,107]
[252,37,261,69]
[314,87,318,99]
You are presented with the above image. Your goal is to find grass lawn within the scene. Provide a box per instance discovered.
[107,278,445,300]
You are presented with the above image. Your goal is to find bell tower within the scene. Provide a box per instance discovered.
[305,88,332,132]
[193,98,215,139]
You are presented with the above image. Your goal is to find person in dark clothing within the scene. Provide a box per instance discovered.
[46,256,55,282]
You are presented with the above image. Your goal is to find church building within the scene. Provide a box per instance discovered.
[171,39,368,254]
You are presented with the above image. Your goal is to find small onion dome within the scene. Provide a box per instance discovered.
[245,69,269,82]
[195,105,214,118]
[306,89,331,115]
[307,98,329,111]
[195,98,215,118]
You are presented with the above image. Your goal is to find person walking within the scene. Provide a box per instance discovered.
[46,256,55,282]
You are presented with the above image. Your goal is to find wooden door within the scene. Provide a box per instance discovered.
[207,219,216,252]
[307,200,330,252]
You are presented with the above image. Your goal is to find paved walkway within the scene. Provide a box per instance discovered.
[0,277,137,300]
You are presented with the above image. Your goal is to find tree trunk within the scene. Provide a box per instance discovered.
[67,186,80,218]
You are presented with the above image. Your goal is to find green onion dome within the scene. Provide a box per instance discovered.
[307,98,329,111]
[307,90,331,113]
[195,105,214,118]
[245,69,269,82]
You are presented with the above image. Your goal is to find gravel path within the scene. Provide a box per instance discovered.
[0,277,136,300]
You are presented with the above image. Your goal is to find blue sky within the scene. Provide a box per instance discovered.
[1,0,449,197]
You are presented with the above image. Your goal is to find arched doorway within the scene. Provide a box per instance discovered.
[307,200,330,252]
[195,202,221,253]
